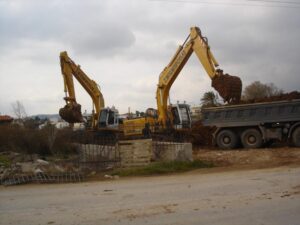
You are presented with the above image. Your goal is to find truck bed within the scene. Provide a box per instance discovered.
[201,99,300,128]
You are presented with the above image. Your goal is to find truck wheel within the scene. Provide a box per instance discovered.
[292,127,300,147]
[241,129,263,149]
[216,130,238,149]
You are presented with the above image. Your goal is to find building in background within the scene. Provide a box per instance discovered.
[0,115,14,125]
[190,106,202,122]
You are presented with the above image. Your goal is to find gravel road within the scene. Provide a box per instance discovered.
[1,166,300,225]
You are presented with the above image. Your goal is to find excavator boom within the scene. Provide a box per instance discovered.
[156,27,242,127]
[59,51,105,127]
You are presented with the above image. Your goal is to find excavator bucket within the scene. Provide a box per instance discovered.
[59,103,84,123]
[211,73,242,103]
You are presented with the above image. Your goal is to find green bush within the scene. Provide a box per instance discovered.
[0,155,11,167]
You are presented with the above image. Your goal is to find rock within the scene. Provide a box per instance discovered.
[36,159,50,166]
[34,168,44,174]
[54,165,65,173]
[104,174,113,179]
[16,162,36,173]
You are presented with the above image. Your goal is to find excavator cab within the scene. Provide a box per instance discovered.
[98,107,119,129]
[170,103,192,129]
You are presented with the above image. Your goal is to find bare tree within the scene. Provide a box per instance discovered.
[242,81,283,100]
[41,122,58,155]
[11,100,27,120]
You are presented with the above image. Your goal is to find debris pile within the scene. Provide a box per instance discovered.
[189,121,215,146]
[0,151,82,186]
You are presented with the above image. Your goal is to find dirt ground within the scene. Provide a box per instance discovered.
[1,165,300,225]
[193,146,300,168]
[1,147,300,225]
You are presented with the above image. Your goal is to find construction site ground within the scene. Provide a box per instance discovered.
[193,146,300,169]
[0,146,300,225]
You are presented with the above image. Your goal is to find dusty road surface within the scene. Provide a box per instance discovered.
[1,166,300,225]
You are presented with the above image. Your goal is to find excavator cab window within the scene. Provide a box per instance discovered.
[99,108,119,128]
[179,106,189,123]
[171,104,191,129]
[99,109,108,127]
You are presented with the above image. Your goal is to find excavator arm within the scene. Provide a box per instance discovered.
[156,27,242,127]
[59,51,105,128]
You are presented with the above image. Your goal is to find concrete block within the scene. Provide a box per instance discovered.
[119,139,152,167]
[153,142,193,162]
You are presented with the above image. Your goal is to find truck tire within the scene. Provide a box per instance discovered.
[216,129,238,149]
[241,129,263,149]
[292,127,300,147]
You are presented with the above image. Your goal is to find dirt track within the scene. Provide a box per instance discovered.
[1,164,300,225]
[1,147,300,225]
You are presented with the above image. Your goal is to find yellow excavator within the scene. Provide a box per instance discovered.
[123,26,242,136]
[59,51,119,130]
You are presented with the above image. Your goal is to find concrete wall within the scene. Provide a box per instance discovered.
[152,142,193,162]
[118,139,152,167]
[76,140,193,169]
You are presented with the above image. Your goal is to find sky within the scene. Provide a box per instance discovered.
[0,0,299,116]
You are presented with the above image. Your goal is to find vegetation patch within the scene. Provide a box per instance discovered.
[0,155,11,168]
[111,160,214,177]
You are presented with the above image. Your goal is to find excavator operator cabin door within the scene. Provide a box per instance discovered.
[107,110,119,129]
[171,104,192,129]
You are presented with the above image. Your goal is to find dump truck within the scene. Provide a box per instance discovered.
[201,99,300,149]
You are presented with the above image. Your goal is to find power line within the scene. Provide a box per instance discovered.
[247,0,300,5]
[148,0,300,9]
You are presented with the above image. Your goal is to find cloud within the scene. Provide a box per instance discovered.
[69,24,135,57]
[0,0,299,116]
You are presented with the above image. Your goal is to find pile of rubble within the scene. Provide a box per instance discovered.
[0,152,82,186]
[189,121,215,147]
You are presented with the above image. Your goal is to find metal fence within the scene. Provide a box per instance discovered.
[1,172,84,186]
[77,143,121,170]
